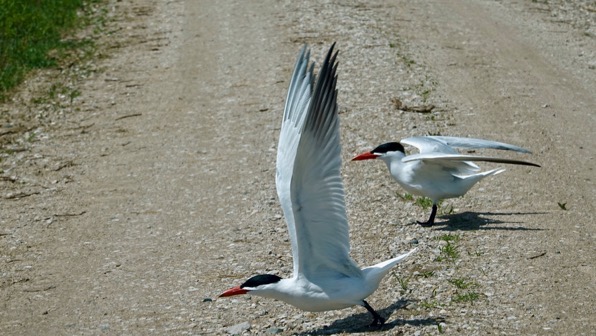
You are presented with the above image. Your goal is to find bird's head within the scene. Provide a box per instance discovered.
[352,142,405,161]
[219,274,283,297]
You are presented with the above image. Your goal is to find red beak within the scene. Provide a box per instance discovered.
[351,152,379,161]
[219,286,249,297]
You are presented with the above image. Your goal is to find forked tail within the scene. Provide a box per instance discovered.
[362,248,417,289]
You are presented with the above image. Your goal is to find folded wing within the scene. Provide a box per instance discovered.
[408,136,532,154]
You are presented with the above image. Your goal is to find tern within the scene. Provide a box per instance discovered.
[352,136,540,226]
[219,44,416,327]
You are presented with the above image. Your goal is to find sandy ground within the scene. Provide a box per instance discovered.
[0,0,594,335]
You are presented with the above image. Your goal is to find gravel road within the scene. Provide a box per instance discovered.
[1,0,594,335]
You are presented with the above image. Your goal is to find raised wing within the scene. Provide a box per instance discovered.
[406,136,532,154]
[403,153,541,167]
[276,44,361,279]
[276,46,314,276]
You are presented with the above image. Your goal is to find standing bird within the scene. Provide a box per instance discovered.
[219,44,416,327]
[352,136,540,226]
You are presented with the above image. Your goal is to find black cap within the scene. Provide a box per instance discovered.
[372,142,405,154]
[241,274,282,288]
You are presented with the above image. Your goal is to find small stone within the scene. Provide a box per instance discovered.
[202,298,213,302]
[406,302,418,310]
[226,321,250,335]
[266,327,283,334]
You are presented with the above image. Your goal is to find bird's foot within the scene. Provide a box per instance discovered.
[363,300,386,327]
[416,220,433,227]
[369,316,386,327]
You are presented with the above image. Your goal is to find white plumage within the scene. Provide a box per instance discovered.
[220,44,415,326]
[353,136,540,226]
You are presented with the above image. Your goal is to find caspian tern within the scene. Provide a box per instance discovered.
[352,136,540,226]
[219,44,416,327]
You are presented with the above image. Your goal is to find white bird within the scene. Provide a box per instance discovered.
[352,136,540,226]
[219,44,416,327]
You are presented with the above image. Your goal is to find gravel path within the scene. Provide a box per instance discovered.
[0,0,594,335]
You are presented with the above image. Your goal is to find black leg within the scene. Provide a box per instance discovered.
[362,300,385,327]
[417,203,437,227]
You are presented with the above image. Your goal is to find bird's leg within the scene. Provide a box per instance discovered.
[362,300,385,327]
[417,203,437,227]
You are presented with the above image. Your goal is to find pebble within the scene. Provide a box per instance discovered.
[226,321,250,335]
[266,327,283,334]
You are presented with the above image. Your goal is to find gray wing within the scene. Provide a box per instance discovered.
[423,136,532,153]
[401,136,480,172]
[276,45,313,276]
[276,44,361,279]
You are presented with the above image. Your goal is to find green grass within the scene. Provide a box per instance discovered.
[438,242,459,261]
[0,0,100,99]
[418,270,435,278]
[435,234,460,262]
[397,193,442,212]
[420,300,439,309]
[414,196,434,210]
[448,278,477,290]
[395,275,410,294]
[397,192,415,201]
[452,292,480,303]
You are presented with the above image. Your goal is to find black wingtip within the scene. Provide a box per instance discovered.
[324,42,338,64]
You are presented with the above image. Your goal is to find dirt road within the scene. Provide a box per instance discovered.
[1,0,594,335]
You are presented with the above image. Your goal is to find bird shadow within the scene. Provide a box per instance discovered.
[431,211,547,231]
[295,299,443,335]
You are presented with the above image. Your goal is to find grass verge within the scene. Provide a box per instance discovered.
[0,0,100,100]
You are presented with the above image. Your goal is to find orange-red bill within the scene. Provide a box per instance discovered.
[219,286,249,297]
[351,152,379,161]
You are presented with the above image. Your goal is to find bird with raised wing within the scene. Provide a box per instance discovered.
[219,44,416,327]
[352,136,540,226]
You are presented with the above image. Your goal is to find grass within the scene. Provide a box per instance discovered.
[448,278,478,290]
[418,270,435,278]
[397,193,441,212]
[439,243,459,261]
[414,196,434,210]
[397,192,415,201]
[452,292,480,303]
[449,277,481,304]
[420,300,439,309]
[0,0,101,100]
[395,275,410,294]
[435,234,460,262]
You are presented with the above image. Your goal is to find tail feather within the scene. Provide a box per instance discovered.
[454,167,505,179]
[362,248,417,288]
[482,168,506,177]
